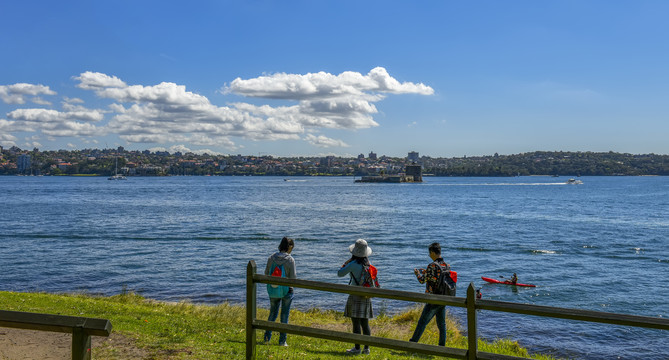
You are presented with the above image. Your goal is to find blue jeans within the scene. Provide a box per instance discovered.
[264,290,293,344]
[409,304,446,346]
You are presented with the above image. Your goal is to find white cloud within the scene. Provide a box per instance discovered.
[148,144,225,155]
[84,69,431,147]
[74,71,126,90]
[0,119,20,132]
[0,83,56,104]
[226,67,433,99]
[305,134,350,148]
[225,67,432,132]
[95,82,211,106]
[0,120,18,146]
[67,143,77,148]
[7,109,102,137]
[31,97,53,106]
[3,68,433,151]
[8,108,105,123]
[63,96,85,104]
[0,137,17,147]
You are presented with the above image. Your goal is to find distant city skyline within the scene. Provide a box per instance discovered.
[2,1,669,157]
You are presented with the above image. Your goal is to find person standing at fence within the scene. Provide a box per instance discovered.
[338,239,375,355]
[409,242,450,346]
[263,236,296,346]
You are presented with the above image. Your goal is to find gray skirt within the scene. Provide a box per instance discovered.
[344,294,374,319]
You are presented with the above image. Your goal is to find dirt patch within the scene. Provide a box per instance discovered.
[0,328,150,360]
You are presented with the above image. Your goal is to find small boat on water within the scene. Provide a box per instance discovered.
[566,178,583,185]
[481,276,536,287]
[108,157,127,180]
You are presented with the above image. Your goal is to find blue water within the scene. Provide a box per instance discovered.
[1,176,667,359]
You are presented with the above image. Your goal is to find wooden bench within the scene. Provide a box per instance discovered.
[0,309,112,360]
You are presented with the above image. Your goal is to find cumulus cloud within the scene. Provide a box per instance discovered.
[227,67,433,99]
[224,67,432,131]
[31,97,53,106]
[0,134,17,147]
[7,108,102,137]
[148,144,225,155]
[8,108,105,123]
[63,96,85,104]
[0,83,56,104]
[74,71,126,90]
[3,68,433,151]
[0,119,20,132]
[305,134,350,148]
[73,73,305,147]
[0,120,19,146]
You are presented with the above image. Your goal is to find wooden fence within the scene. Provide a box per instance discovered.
[246,260,669,359]
[0,309,112,360]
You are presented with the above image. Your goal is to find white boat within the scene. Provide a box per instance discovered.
[108,157,127,180]
[566,178,582,185]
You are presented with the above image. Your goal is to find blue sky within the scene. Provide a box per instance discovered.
[2,1,668,157]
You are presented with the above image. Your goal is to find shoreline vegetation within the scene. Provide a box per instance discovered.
[2,147,668,177]
[0,290,557,359]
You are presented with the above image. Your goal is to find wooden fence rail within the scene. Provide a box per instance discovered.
[0,309,112,360]
[246,260,669,359]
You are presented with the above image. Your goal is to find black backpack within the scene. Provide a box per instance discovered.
[434,264,457,296]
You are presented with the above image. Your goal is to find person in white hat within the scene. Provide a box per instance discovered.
[337,238,375,355]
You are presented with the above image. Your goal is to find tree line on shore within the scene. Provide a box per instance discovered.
[1,146,668,176]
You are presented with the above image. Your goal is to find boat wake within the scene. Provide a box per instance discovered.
[425,182,576,186]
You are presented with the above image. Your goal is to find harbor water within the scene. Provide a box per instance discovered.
[1,176,667,359]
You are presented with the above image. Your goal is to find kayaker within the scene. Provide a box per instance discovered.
[476,288,482,299]
[510,273,518,284]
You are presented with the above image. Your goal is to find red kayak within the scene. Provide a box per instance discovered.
[481,276,536,287]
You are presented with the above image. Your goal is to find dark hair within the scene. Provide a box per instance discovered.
[278,237,294,252]
[429,242,441,255]
[349,255,370,266]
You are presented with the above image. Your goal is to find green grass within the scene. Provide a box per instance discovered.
[0,290,557,359]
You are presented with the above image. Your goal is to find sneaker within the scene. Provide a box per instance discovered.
[279,342,288,347]
[362,348,370,355]
[346,347,361,354]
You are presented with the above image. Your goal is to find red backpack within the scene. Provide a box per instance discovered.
[360,264,380,288]
[267,263,289,298]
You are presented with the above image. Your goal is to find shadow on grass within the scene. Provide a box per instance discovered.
[304,348,436,358]
[304,348,354,356]
[387,350,434,358]
[224,338,246,344]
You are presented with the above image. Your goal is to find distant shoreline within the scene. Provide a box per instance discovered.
[2,173,666,178]
[3,149,668,176]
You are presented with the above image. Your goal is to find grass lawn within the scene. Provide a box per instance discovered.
[0,290,556,359]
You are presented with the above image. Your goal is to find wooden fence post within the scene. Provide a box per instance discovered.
[467,282,478,360]
[71,327,91,360]
[246,261,257,360]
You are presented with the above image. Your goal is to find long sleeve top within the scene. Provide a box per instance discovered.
[265,251,296,290]
[415,257,448,294]
[338,260,364,286]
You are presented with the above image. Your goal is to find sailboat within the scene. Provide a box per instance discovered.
[108,156,127,180]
